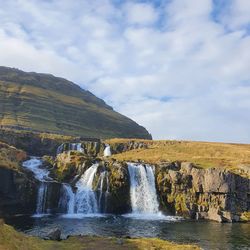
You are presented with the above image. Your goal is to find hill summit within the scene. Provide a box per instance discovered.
[0,66,151,139]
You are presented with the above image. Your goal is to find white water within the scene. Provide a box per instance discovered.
[104,145,111,157]
[22,157,52,216]
[75,164,99,214]
[57,143,84,155]
[97,171,109,212]
[22,157,51,181]
[128,163,159,214]
[126,163,182,221]
[58,184,75,214]
[36,182,48,215]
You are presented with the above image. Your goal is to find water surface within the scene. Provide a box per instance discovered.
[5,214,250,250]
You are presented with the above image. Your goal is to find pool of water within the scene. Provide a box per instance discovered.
[4,214,250,250]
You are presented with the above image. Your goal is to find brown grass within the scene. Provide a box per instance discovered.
[105,139,250,175]
[0,142,27,170]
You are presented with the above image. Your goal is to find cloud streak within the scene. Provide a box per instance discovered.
[0,0,249,142]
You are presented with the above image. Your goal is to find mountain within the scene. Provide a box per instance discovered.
[0,66,151,139]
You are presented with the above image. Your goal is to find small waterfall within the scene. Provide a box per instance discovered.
[104,145,111,157]
[36,182,48,214]
[128,163,159,214]
[97,171,109,213]
[22,157,52,216]
[57,143,84,155]
[75,164,99,214]
[58,184,75,214]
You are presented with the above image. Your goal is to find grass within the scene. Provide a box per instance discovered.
[0,141,27,170]
[0,222,200,250]
[0,67,151,139]
[105,139,250,176]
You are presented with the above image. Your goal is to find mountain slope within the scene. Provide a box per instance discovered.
[0,66,151,139]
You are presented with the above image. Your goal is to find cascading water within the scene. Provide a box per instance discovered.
[57,143,84,155]
[97,171,109,213]
[36,182,48,214]
[127,163,160,215]
[75,164,99,214]
[58,184,75,214]
[104,145,112,157]
[22,157,52,216]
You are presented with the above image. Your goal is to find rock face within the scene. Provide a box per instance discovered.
[0,66,151,139]
[107,140,148,154]
[0,142,38,215]
[93,160,131,214]
[156,162,250,222]
[52,152,131,214]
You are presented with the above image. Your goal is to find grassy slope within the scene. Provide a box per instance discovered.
[0,222,200,250]
[0,67,150,139]
[105,139,250,177]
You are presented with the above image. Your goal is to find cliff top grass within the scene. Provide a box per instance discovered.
[0,222,200,250]
[105,139,250,177]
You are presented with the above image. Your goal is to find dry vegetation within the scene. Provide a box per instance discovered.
[0,142,26,170]
[106,139,250,176]
[0,222,200,250]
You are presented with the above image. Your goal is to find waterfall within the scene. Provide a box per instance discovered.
[36,182,48,214]
[97,171,109,213]
[57,143,84,155]
[104,145,111,157]
[128,163,159,214]
[22,157,52,216]
[58,184,75,214]
[75,164,99,214]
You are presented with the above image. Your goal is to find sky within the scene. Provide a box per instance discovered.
[0,0,250,142]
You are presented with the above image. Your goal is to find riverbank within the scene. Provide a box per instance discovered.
[0,220,200,250]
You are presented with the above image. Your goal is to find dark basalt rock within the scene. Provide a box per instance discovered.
[0,166,38,215]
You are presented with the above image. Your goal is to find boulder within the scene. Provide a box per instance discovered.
[47,228,61,241]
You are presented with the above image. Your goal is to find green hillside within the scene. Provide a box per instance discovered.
[0,66,151,139]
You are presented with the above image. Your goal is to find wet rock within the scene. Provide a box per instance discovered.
[47,228,61,241]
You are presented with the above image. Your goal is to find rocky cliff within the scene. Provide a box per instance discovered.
[0,66,151,139]
[49,147,250,222]
[0,142,37,215]
[0,138,249,222]
[155,162,250,222]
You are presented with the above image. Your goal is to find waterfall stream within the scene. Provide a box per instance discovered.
[127,163,160,215]
[58,184,75,214]
[97,171,109,213]
[57,143,84,155]
[103,145,111,157]
[75,164,99,214]
[22,157,52,216]
[22,157,165,218]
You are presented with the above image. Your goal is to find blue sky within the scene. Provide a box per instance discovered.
[0,0,250,142]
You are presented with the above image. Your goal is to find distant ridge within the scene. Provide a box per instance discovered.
[0,66,151,139]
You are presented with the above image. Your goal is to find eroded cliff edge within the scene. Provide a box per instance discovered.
[0,138,249,223]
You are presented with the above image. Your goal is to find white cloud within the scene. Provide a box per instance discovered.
[124,2,158,25]
[0,0,249,142]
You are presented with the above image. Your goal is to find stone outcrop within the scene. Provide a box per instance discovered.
[155,162,250,222]
[0,142,38,215]
[52,152,131,214]
[93,160,131,214]
[0,129,75,156]
[107,140,148,154]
